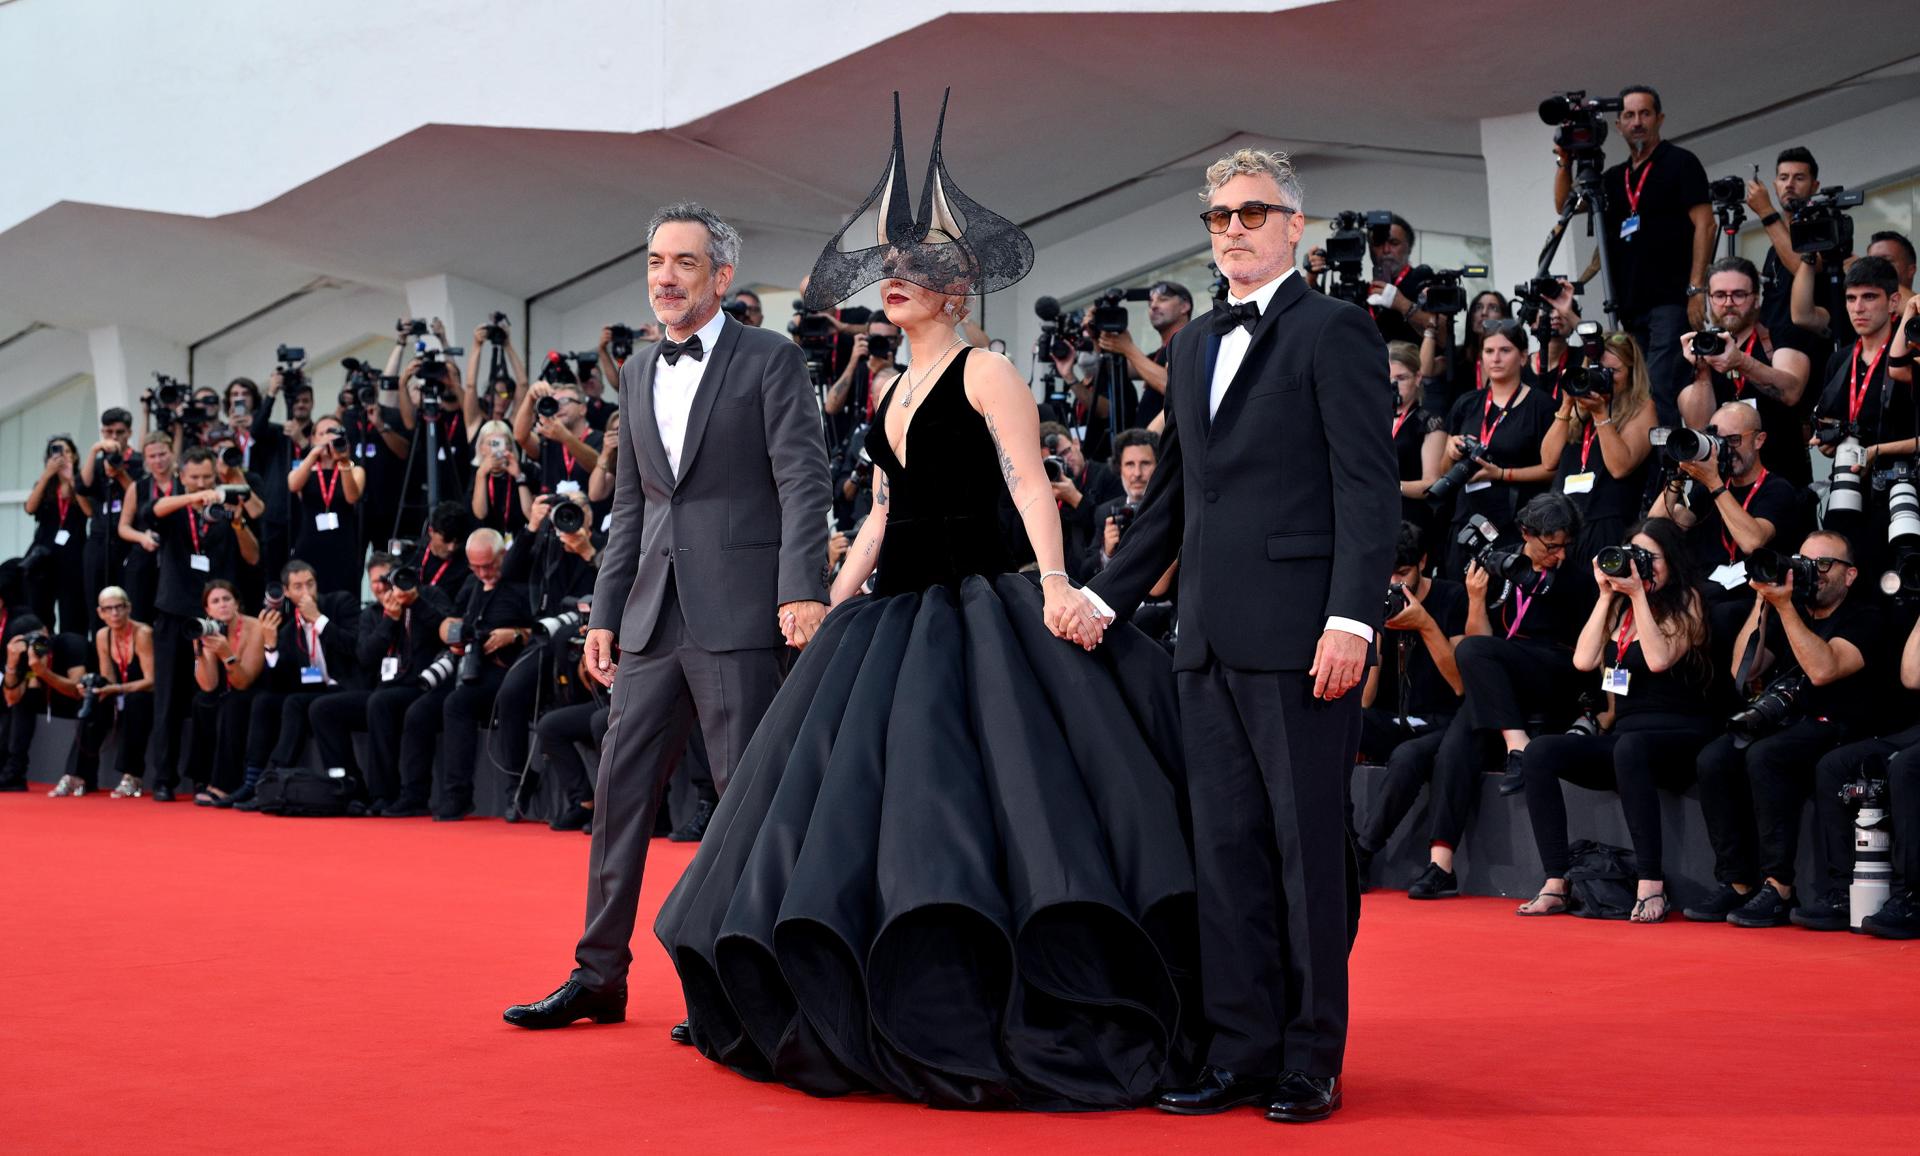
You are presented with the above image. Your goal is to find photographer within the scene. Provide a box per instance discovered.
[1353,524,1467,891]
[373,529,531,820]
[49,587,156,799]
[1747,147,1838,352]
[1390,340,1449,550]
[1410,494,1583,895]
[79,408,143,626]
[226,560,362,809]
[204,425,270,606]
[823,317,902,452]
[514,377,601,498]
[335,363,411,561]
[0,616,91,794]
[146,447,260,802]
[23,435,93,635]
[1515,518,1714,921]
[535,694,610,833]
[1689,530,1887,926]
[1553,85,1713,425]
[238,372,299,578]
[182,580,269,804]
[1420,290,1511,422]
[309,553,454,812]
[1036,421,1124,573]
[1084,429,1160,578]
[410,500,474,599]
[727,289,764,328]
[1542,329,1656,607]
[287,414,366,596]
[1310,213,1437,344]
[392,331,479,512]
[1678,256,1814,487]
[117,433,178,620]
[1807,257,1918,576]
[1052,314,1137,461]
[470,419,529,536]
[1439,320,1557,575]
[1093,280,1192,430]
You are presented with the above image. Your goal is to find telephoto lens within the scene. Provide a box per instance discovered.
[1426,436,1485,504]
[388,565,420,593]
[186,617,225,639]
[221,445,245,469]
[1886,474,1920,545]
[550,500,587,535]
[535,395,561,419]
[1660,428,1723,463]
[415,651,458,690]
[536,610,584,639]
[1828,441,1867,515]
[1596,544,1654,581]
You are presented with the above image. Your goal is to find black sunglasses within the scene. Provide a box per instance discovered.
[1200,201,1297,234]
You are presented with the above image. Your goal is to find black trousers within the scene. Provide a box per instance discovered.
[1455,634,1580,734]
[189,688,254,793]
[1523,713,1715,880]
[1425,709,1500,849]
[536,702,606,806]
[123,550,159,621]
[84,524,132,633]
[1353,710,1452,856]
[147,612,198,789]
[437,663,511,817]
[1812,723,1920,892]
[1696,718,1848,887]
[1178,662,1361,1081]
[243,689,329,771]
[71,693,155,789]
[571,582,782,993]
[2,693,73,785]
[364,684,428,806]
[487,642,552,780]
[309,688,376,784]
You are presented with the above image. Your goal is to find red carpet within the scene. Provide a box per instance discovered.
[5,794,1915,1154]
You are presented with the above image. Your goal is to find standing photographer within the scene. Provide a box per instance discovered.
[79,409,143,627]
[1094,281,1192,430]
[1689,530,1887,926]
[1555,86,1712,426]
[1389,340,1448,551]
[515,375,601,499]
[1678,256,1814,487]
[1439,321,1556,575]
[118,433,177,620]
[1309,214,1437,345]
[24,435,93,636]
[287,414,367,597]
[823,317,902,452]
[470,419,528,537]
[1542,330,1656,608]
[1747,148,1834,345]
[1421,290,1512,424]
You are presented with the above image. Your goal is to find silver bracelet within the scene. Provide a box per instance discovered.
[1039,569,1070,582]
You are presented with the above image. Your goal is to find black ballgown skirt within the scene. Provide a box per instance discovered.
[654,574,1201,1110]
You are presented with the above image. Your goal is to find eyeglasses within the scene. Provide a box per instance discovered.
[1709,290,1754,304]
[1200,201,1297,234]
[97,602,130,612]
[1806,555,1852,574]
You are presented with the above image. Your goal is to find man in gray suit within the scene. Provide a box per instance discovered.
[505,202,831,1030]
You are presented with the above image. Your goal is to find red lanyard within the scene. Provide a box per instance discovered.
[1624,155,1656,216]
[187,508,205,554]
[1578,421,1599,472]
[55,488,71,528]
[1720,468,1768,562]
[314,466,339,511]
[427,556,453,586]
[1480,386,1521,445]
[1613,608,1637,661]
[154,474,175,500]
[1504,588,1534,640]
[488,474,511,519]
[110,628,134,681]
[389,609,411,656]
[1391,407,1413,440]
[236,428,252,461]
[298,612,321,663]
[1730,331,1761,395]
[1849,338,1889,424]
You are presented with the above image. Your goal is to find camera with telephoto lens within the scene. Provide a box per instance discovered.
[1560,320,1615,398]
[143,374,193,431]
[442,619,486,684]
[388,563,420,593]
[1455,514,1544,590]
[1744,547,1819,594]
[1426,435,1486,505]
[1650,426,1736,480]
[1041,431,1074,483]
[865,332,895,362]
[1417,266,1488,315]
[1384,582,1410,620]
[415,650,458,690]
[549,498,587,535]
[185,616,228,640]
[1537,90,1621,160]
[536,608,583,639]
[1728,671,1812,748]
[535,394,562,419]
[27,634,52,661]
[1321,211,1393,306]
[75,672,107,720]
[219,444,245,470]
[220,483,252,504]
[414,345,453,387]
[1827,438,1868,515]
[1788,187,1865,256]
[1032,297,1087,364]
[1596,543,1655,582]
[263,582,284,612]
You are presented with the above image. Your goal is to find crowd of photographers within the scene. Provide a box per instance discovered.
[5,82,1918,937]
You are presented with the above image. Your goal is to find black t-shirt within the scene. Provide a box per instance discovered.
[343,406,407,496]
[1371,265,1430,346]
[1760,597,1887,731]
[1681,471,1800,581]
[1701,328,1813,487]
[1379,577,1468,717]
[30,486,89,554]
[1601,140,1710,317]
[414,545,471,599]
[1759,248,1842,368]
[153,499,244,618]
[472,467,527,537]
[1552,415,1647,530]
[537,430,603,496]
[1494,567,1583,649]
[1135,344,1171,430]
[459,580,535,669]
[1445,385,1557,528]
[84,449,143,537]
[1814,337,1917,447]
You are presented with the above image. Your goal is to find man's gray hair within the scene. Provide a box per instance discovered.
[646,201,743,271]
[466,526,506,557]
[1202,148,1304,213]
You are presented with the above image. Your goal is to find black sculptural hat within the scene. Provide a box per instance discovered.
[800,89,1034,311]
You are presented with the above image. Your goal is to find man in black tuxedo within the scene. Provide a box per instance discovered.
[1094,148,1398,1123]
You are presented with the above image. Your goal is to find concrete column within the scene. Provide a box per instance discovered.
[1480,112,1586,298]
[403,275,524,358]
[86,325,187,419]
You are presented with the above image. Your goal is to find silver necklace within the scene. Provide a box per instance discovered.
[899,337,965,410]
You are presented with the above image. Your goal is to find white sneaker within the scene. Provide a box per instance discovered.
[48,774,87,797]
[110,774,144,798]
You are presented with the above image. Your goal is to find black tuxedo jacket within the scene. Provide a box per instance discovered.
[1092,273,1398,672]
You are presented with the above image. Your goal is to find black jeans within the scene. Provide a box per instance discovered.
[365,684,429,807]
[1811,723,1920,892]
[1696,717,1849,887]
[72,692,155,789]
[1625,302,1689,428]
[1523,713,1715,880]
[487,642,553,780]
[2,692,75,785]
[147,612,197,789]
[1455,634,1581,734]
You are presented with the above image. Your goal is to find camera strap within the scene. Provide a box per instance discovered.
[426,556,453,587]
[1720,468,1768,562]
[1848,337,1889,424]
[187,508,205,554]
[1578,422,1599,472]
[55,488,71,530]
[1735,603,1769,689]
[1614,608,1638,658]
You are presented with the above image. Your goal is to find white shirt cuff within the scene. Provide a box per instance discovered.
[1083,587,1117,622]
[264,649,280,668]
[312,615,329,634]
[1326,616,1374,644]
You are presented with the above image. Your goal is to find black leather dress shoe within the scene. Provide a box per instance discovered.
[1155,1067,1276,1115]
[670,1019,692,1045]
[1267,1071,1341,1123]
[503,980,626,1029]
[151,786,176,803]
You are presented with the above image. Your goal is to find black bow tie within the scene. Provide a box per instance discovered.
[660,335,705,366]
[1211,301,1261,334]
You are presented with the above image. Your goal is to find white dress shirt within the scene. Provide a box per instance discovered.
[1205,267,1372,646]
[652,309,728,478]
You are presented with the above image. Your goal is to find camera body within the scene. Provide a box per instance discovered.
[1788,186,1865,256]
[1650,426,1736,479]
[186,616,228,640]
[1596,543,1655,582]
[549,498,587,535]
[1322,211,1392,306]
[1729,671,1811,747]
[1383,582,1410,620]
[484,311,509,346]
[388,564,421,593]
[1417,265,1488,315]
[1111,504,1137,534]
[864,332,895,362]
[1708,175,1747,207]
[1091,286,1150,335]
[1537,90,1620,159]
[534,394,562,419]
[75,672,107,720]
[1745,547,1819,594]
[1426,435,1486,505]
[1455,514,1544,591]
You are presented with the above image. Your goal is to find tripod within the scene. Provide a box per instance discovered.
[386,400,444,549]
[1535,149,1621,330]
[1714,199,1746,261]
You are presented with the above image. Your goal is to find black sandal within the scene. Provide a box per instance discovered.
[1631,891,1669,924]
[193,787,228,807]
[1516,888,1570,916]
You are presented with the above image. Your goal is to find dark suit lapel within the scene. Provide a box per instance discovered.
[670,316,740,487]
[632,345,673,483]
[1209,273,1311,442]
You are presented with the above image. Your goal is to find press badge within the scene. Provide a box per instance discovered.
[555,480,582,496]
[54,529,71,545]
[1710,562,1749,589]
[315,512,340,531]
[300,665,326,685]
[110,500,123,514]
[190,553,211,572]
[361,443,377,459]
[1562,472,1595,495]
[380,656,401,682]
[1619,214,1641,241]
[1463,479,1493,494]
[1601,667,1631,695]
[437,447,449,461]
[600,513,613,533]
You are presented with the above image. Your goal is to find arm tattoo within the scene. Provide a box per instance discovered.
[875,472,889,507]
[984,412,1033,511]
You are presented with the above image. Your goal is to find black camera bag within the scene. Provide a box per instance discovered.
[253,767,357,817]
[1565,839,1638,920]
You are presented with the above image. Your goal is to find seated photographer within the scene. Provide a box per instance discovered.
[80,408,143,628]
[1648,402,1799,662]
[1438,320,1557,575]
[1036,421,1124,573]
[286,415,365,597]
[1516,518,1715,921]
[1419,289,1511,422]
[823,319,902,450]
[147,448,260,802]
[0,616,90,794]
[1801,611,1920,933]
[1093,280,1192,430]
[1678,256,1813,487]
[182,580,270,803]
[1353,524,1467,889]
[1542,328,1657,608]
[1082,428,1159,578]
[373,529,531,821]
[310,553,455,812]
[470,420,529,537]
[536,696,610,833]
[118,433,178,620]
[1806,257,1918,576]
[411,500,474,599]
[1690,530,1888,926]
[1404,496,1582,896]
[1388,341,1448,552]
[49,587,156,799]
[514,376,601,498]
[24,435,92,636]
[224,560,362,809]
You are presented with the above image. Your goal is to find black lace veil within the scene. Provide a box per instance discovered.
[800,90,1034,311]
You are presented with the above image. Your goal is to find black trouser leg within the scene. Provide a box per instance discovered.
[1355,723,1447,855]
[437,665,509,816]
[213,690,255,792]
[309,689,373,781]
[1425,711,1491,849]
[395,683,454,809]
[1455,634,1577,733]
[364,685,426,805]
[1747,718,1846,889]
[487,643,547,777]
[73,705,115,789]
[2,696,42,785]
[1696,732,1759,886]
[244,691,288,770]
[147,612,194,789]
[268,691,327,767]
[1520,732,1615,879]
[1889,743,1920,889]
[1607,721,1709,882]
[536,702,601,806]
[114,693,155,782]
[1813,737,1897,893]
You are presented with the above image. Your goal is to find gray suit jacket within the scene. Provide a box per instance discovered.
[588,317,832,653]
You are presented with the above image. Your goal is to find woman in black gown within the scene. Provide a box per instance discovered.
[654,92,1198,1111]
